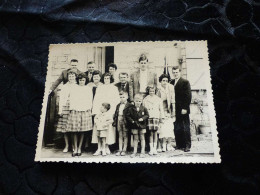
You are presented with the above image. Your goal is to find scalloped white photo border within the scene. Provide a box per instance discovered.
[35,41,221,163]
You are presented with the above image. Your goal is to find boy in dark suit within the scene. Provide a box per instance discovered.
[171,66,192,152]
[125,94,149,158]
[113,91,134,156]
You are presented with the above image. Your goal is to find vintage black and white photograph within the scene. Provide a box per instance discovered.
[35,41,220,163]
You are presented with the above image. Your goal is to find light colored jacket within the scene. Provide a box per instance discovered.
[58,82,77,114]
[156,83,176,116]
[95,112,112,131]
[130,70,157,97]
[143,95,165,119]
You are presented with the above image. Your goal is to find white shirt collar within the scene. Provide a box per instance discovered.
[175,77,180,85]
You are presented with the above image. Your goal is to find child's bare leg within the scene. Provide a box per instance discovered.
[153,132,158,154]
[78,133,84,154]
[97,138,101,151]
[116,131,123,156]
[119,131,123,151]
[157,138,162,152]
[166,138,172,151]
[63,133,69,152]
[105,144,111,154]
[121,134,128,156]
[162,138,166,152]
[131,134,138,157]
[122,135,128,152]
[93,137,101,156]
[149,132,154,155]
[140,133,145,157]
[102,138,106,156]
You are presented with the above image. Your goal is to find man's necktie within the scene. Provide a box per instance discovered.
[93,86,97,98]
[121,83,125,90]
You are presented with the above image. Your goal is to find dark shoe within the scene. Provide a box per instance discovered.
[175,146,182,150]
[184,148,190,152]
[77,152,82,156]
[72,152,77,157]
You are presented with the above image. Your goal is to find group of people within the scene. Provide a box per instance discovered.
[48,54,192,157]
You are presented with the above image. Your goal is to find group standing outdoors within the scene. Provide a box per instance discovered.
[48,54,192,157]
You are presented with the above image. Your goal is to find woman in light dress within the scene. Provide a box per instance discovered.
[91,72,120,155]
[156,74,176,152]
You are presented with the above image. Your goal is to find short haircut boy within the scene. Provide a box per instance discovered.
[134,93,144,100]
[119,72,128,78]
[71,59,78,63]
[102,103,111,111]
[119,91,128,96]
[87,61,95,65]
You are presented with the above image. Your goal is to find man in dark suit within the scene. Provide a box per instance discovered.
[84,61,96,84]
[115,72,134,102]
[170,66,192,152]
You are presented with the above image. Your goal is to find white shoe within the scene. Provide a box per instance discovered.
[149,144,153,155]
[106,147,111,155]
[130,153,137,158]
[162,143,166,152]
[166,144,172,151]
[63,147,68,153]
[140,153,145,158]
[93,150,101,156]
[153,143,158,155]
[102,150,107,156]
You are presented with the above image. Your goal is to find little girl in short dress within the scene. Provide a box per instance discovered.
[143,86,164,155]
[66,73,93,156]
[56,69,78,153]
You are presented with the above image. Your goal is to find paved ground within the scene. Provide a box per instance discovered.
[40,135,214,159]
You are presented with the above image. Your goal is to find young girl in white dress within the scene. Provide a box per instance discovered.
[66,73,93,156]
[143,86,165,155]
[56,69,78,153]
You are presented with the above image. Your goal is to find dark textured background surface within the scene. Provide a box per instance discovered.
[0,0,260,194]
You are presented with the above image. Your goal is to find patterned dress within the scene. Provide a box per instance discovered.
[66,85,93,132]
[56,82,77,133]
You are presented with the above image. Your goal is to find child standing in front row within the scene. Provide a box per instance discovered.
[113,91,134,156]
[126,94,149,158]
[94,103,113,156]
[143,86,165,155]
